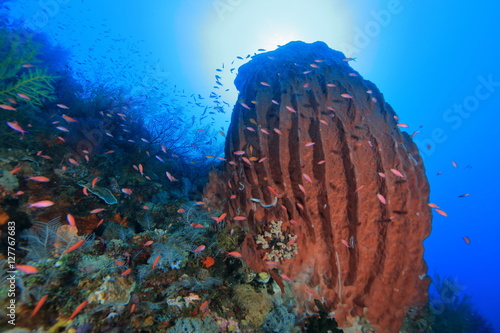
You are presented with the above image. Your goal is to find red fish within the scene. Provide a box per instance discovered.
[6,121,28,138]
[0,104,16,111]
[28,200,54,208]
[260,81,271,86]
[56,104,69,109]
[16,264,38,274]
[217,213,227,223]
[463,236,471,245]
[233,150,245,156]
[377,193,387,205]
[90,208,105,214]
[390,168,404,177]
[114,260,124,266]
[227,251,242,258]
[233,216,246,221]
[354,185,365,193]
[67,214,76,227]
[341,239,352,248]
[191,223,204,228]
[121,268,132,276]
[121,188,133,195]
[69,300,88,320]
[286,106,296,113]
[10,166,21,174]
[435,209,448,217]
[143,240,154,246]
[302,173,313,183]
[68,158,79,166]
[152,255,161,269]
[62,114,77,122]
[341,93,353,98]
[63,239,85,254]
[30,295,48,318]
[17,93,30,100]
[241,157,251,165]
[193,245,206,253]
[56,126,69,132]
[91,177,99,188]
[27,176,50,182]
[166,171,178,182]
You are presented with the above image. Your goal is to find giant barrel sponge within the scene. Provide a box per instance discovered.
[204,41,431,332]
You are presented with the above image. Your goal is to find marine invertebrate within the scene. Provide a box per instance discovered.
[204,41,432,331]
[88,275,135,307]
[255,220,298,263]
[0,29,56,107]
[233,284,273,330]
[78,183,117,205]
[0,169,19,193]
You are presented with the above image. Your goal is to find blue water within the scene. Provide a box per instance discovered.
[2,0,499,331]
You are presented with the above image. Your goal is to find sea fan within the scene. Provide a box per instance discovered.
[0,29,56,106]
[147,234,190,271]
[20,216,87,261]
[19,217,62,261]
[138,213,156,230]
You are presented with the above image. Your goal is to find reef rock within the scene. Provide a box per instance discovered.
[204,41,431,332]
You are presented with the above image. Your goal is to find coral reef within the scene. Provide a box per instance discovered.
[204,41,432,331]
[256,220,298,263]
[233,284,273,330]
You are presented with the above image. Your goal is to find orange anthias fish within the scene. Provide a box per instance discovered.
[435,209,448,217]
[227,251,242,258]
[377,193,387,205]
[463,236,471,245]
[28,200,54,208]
[193,245,206,253]
[91,177,99,188]
[166,172,177,182]
[16,264,38,274]
[63,239,85,254]
[66,214,76,227]
[152,255,161,269]
[30,295,48,318]
[10,166,21,175]
[390,168,404,177]
[62,114,77,122]
[6,121,28,139]
[27,176,50,182]
[69,300,88,320]
[68,158,79,166]
[121,188,133,195]
[0,104,16,111]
